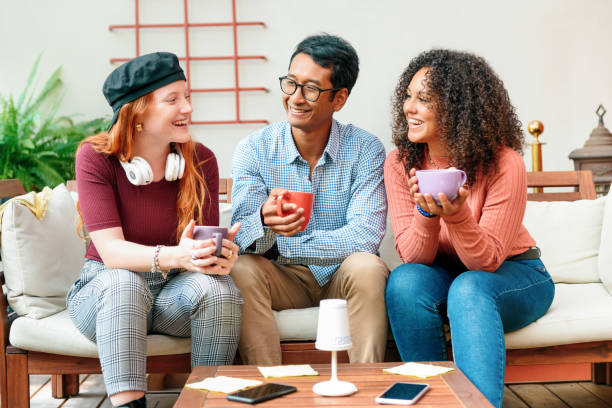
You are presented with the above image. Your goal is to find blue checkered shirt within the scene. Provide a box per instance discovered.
[231,120,387,286]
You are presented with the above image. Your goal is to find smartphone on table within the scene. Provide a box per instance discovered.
[375,382,430,405]
[226,383,297,404]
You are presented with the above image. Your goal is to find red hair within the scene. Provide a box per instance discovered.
[77,94,210,242]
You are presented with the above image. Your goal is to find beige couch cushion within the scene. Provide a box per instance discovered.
[598,185,612,294]
[523,198,605,283]
[505,283,612,348]
[227,205,398,342]
[9,310,191,357]
[1,184,85,319]
[274,307,318,341]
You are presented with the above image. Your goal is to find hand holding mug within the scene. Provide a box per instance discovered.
[193,226,228,256]
[178,220,221,273]
[201,222,240,275]
[276,191,313,231]
[261,188,308,236]
[407,168,420,199]
[179,221,241,275]
[413,168,469,216]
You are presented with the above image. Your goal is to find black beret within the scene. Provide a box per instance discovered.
[103,52,186,130]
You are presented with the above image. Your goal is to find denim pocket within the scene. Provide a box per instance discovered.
[518,258,550,276]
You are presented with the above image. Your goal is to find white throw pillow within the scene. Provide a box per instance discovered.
[1,184,85,319]
[598,184,612,294]
[523,197,605,284]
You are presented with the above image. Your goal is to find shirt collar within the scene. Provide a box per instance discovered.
[283,122,301,164]
[323,120,340,163]
[283,119,340,164]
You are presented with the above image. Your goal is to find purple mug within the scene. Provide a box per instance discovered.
[415,169,467,205]
[193,226,228,256]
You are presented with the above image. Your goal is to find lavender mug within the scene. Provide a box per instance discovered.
[193,226,228,256]
[415,169,467,205]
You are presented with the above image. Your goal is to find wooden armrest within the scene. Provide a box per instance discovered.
[0,271,11,351]
[0,179,26,200]
[219,178,233,204]
[526,170,596,201]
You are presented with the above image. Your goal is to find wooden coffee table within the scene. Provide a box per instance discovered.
[175,362,493,407]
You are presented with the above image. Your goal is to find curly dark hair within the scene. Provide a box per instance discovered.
[391,49,523,185]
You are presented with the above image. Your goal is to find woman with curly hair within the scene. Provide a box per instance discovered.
[384,49,554,408]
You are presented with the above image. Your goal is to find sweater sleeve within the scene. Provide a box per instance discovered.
[443,148,528,272]
[384,150,442,264]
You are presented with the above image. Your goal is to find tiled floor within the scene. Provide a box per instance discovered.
[28,375,178,408]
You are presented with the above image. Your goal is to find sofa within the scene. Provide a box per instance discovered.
[1,171,611,407]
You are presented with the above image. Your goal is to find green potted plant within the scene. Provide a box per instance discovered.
[0,54,108,192]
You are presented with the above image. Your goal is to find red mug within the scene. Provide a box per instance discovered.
[276,191,314,231]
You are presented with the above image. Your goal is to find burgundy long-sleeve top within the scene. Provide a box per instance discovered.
[75,142,219,262]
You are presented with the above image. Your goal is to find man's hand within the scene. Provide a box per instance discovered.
[261,188,306,236]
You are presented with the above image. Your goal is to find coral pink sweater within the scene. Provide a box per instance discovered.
[384,147,535,272]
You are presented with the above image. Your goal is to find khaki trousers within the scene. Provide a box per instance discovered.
[230,252,389,365]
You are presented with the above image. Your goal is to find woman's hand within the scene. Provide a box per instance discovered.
[407,168,420,199]
[411,167,469,217]
[418,187,469,216]
[178,220,242,275]
[208,222,241,275]
[177,220,221,273]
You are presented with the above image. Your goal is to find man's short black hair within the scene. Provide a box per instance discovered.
[290,33,359,95]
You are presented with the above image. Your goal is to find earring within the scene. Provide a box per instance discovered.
[135,123,143,131]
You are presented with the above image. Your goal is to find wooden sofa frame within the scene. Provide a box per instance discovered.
[0,170,610,406]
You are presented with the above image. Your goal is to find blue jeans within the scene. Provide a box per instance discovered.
[385,258,554,408]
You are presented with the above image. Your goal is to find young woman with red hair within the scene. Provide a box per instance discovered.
[66,52,242,408]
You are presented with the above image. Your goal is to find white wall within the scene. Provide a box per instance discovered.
[2,0,611,177]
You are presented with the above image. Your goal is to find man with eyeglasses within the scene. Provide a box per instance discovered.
[230,34,388,365]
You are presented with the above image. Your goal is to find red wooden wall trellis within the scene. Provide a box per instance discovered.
[109,0,268,125]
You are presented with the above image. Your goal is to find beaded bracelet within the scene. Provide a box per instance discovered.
[416,204,437,218]
[151,244,168,279]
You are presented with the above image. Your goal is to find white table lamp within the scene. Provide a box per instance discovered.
[312,299,358,397]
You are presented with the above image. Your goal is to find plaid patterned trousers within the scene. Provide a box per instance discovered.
[66,260,242,395]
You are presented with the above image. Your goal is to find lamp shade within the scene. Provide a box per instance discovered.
[315,299,352,351]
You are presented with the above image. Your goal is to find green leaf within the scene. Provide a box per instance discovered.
[21,139,35,149]
[16,52,42,111]
[0,54,107,191]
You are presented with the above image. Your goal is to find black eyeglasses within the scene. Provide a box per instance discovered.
[278,76,340,102]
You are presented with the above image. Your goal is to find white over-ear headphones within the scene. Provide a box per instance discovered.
[120,143,185,186]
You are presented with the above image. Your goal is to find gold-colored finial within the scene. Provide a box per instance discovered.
[528,120,544,141]
[527,120,544,174]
